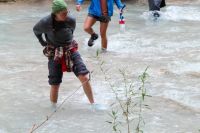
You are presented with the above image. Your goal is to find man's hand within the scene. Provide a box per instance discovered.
[39,40,48,47]
[35,34,48,47]
[119,8,124,14]
[119,8,123,14]
[119,5,126,14]
[76,4,82,12]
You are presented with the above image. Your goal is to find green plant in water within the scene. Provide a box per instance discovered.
[136,67,151,133]
[96,51,151,133]
[106,110,122,133]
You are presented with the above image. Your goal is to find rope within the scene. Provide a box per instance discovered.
[29,73,92,133]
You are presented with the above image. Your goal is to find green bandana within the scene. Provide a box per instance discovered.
[52,0,68,14]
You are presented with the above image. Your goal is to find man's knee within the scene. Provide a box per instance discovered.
[51,85,60,90]
[48,76,62,85]
[84,25,91,32]
[79,75,89,83]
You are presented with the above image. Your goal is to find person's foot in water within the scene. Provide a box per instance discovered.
[153,11,160,20]
[88,33,98,47]
[51,102,57,112]
[91,103,108,111]
[101,47,107,53]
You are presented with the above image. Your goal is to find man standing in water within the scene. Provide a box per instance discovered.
[148,0,166,18]
[76,0,125,52]
[33,0,95,108]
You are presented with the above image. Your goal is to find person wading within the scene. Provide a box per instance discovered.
[76,0,125,52]
[33,0,95,108]
[148,0,166,18]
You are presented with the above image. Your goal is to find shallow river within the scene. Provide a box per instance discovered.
[0,1,200,133]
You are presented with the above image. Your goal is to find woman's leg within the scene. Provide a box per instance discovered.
[71,51,94,104]
[50,85,60,103]
[100,22,109,49]
[78,74,94,104]
[84,16,99,47]
[48,59,63,104]
[84,16,97,35]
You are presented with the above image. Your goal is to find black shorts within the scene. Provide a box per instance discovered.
[48,51,89,85]
[88,13,111,23]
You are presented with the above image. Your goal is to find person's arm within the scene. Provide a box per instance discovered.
[33,19,48,47]
[114,0,125,10]
[69,17,76,34]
